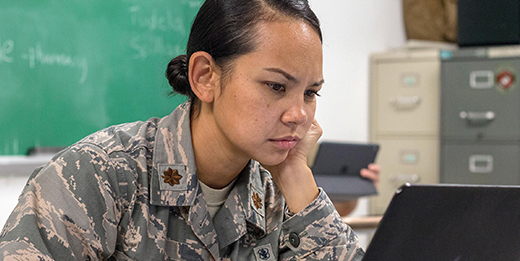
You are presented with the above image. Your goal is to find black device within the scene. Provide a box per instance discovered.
[362,184,520,261]
[458,0,520,46]
[311,142,379,201]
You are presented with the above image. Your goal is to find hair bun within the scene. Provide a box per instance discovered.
[166,55,192,97]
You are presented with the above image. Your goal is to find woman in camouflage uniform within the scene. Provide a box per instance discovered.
[1,0,365,260]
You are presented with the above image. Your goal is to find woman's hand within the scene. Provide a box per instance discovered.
[263,119,322,214]
[285,118,323,164]
[361,163,380,189]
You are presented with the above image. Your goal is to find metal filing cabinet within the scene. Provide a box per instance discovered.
[440,46,520,185]
[369,47,450,215]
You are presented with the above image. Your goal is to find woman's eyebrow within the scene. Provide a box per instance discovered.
[264,68,299,83]
[263,68,324,86]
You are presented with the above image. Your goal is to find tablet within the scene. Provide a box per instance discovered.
[311,142,379,201]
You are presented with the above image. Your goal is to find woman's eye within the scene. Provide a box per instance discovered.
[267,83,285,92]
[305,90,321,98]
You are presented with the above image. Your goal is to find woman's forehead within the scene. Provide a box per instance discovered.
[243,20,323,74]
[255,19,321,48]
[244,21,321,60]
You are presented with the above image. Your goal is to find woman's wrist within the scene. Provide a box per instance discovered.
[268,161,319,214]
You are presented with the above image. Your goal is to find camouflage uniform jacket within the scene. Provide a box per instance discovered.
[0,101,364,260]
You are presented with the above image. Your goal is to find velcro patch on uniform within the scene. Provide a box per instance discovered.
[254,244,275,261]
[157,164,187,191]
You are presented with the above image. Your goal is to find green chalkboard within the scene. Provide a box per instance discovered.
[0,0,202,155]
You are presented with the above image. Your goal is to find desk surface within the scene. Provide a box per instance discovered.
[343,216,383,230]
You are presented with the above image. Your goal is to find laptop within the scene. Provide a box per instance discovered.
[311,142,379,201]
[362,183,520,261]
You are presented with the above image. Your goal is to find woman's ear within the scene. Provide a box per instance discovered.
[188,51,220,103]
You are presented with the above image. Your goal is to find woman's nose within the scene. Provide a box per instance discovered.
[281,101,308,126]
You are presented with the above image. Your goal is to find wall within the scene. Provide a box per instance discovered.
[1,0,407,250]
[310,0,406,143]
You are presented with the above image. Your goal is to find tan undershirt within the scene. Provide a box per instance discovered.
[199,178,237,219]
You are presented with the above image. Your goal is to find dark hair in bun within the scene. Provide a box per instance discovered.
[166,55,195,100]
[166,0,322,108]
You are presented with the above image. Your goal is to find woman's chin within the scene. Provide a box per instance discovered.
[254,152,289,167]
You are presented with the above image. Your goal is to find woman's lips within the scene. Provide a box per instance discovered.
[269,137,300,150]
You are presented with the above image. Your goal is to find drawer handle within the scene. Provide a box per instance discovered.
[469,155,493,173]
[470,70,494,89]
[459,111,495,123]
[390,174,420,185]
[390,96,421,108]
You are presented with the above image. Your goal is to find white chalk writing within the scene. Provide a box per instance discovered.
[0,35,14,63]
[130,35,183,60]
[20,43,88,84]
[129,6,186,34]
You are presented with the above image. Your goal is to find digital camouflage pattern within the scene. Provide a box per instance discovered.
[0,101,364,260]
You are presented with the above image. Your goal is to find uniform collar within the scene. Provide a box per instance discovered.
[150,101,200,206]
[213,160,267,248]
[149,101,267,238]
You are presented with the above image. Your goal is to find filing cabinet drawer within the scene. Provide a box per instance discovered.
[441,143,520,185]
[375,61,440,135]
[370,138,439,214]
[441,59,520,141]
